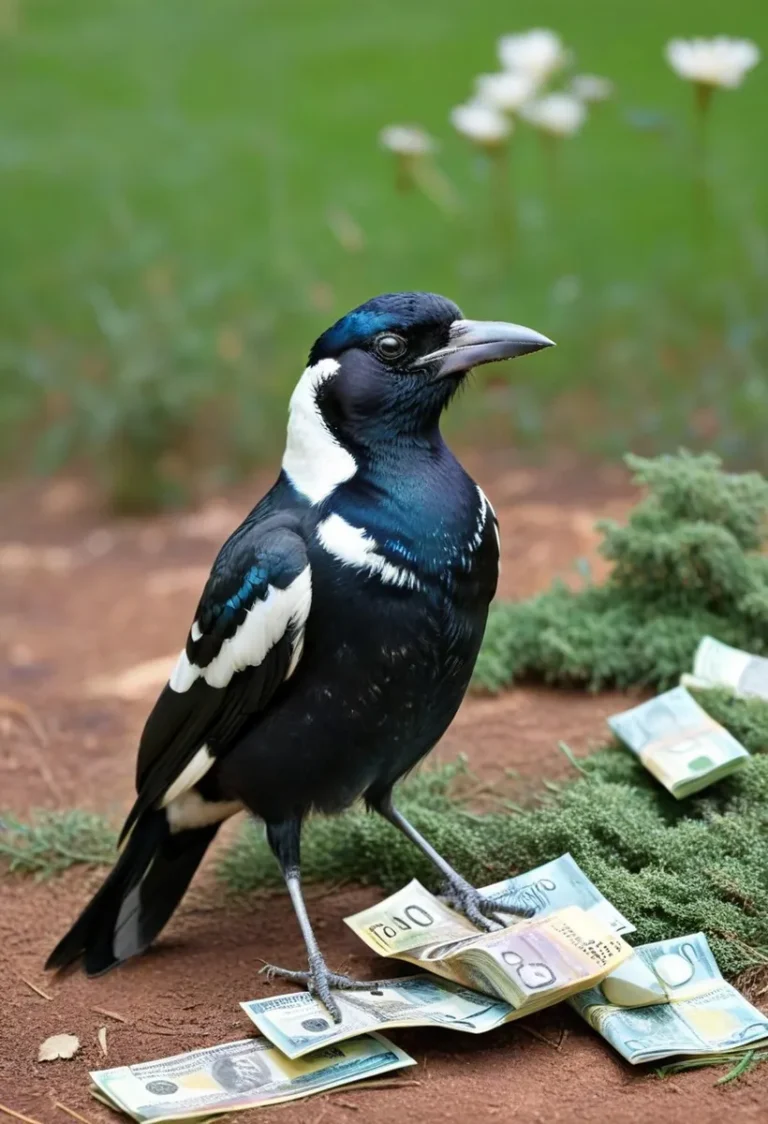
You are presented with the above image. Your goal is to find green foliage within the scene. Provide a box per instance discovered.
[475,451,768,691]
[0,809,117,878]
[220,691,768,979]
[656,1049,768,1084]
[2,0,768,504]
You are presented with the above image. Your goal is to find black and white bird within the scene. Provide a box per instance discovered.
[46,292,553,1018]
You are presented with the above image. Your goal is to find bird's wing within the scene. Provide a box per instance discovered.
[119,513,311,841]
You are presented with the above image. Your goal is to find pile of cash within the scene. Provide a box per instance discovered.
[682,635,768,699]
[571,932,768,1064]
[89,854,768,1118]
[608,685,749,798]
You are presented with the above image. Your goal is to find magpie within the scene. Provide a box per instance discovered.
[46,291,553,1019]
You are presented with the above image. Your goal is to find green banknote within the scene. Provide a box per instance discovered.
[242,975,518,1059]
[608,686,749,798]
[90,1033,415,1121]
[570,932,768,1064]
[480,852,635,935]
[344,880,632,1012]
[681,635,768,700]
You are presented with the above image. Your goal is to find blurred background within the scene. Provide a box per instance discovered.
[1,0,766,511]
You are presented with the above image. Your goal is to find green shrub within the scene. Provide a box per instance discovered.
[476,451,768,691]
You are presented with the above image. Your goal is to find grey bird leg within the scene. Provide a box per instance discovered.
[374,793,533,931]
[260,820,404,1022]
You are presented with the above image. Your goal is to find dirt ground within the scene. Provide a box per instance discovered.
[2,453,766,1124]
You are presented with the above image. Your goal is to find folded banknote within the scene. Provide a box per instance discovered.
[90,1033,415,1121]
[570,932,768,1064]
[242,975,518,1058]
[682,635,768,700]
[608,686,749,798]
[344,880,632,1013]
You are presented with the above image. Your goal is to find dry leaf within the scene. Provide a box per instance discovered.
[97,1027,108,1056]
[38,1033,80,1061]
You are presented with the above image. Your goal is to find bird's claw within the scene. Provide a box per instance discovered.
[439,875,534,931]
[259,959,403,1024]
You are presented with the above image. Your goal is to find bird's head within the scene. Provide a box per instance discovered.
[283,291,554,501]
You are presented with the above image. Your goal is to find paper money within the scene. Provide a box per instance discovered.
[570,932,768,1064]
[242,975,519,1059]
[90,1033,415,1121]
[480,852,635,936]
[682,635,768,700]
[344,881,632,1012]
[608,686,749,798]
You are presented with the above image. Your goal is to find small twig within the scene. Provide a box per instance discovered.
[97,1027,108,1056]
[0,696,59,803]
[333,1100,360,1112]
[0,1105,45,1124]
[54,1102,96,1124]
[556,1027,569,1051]
[92,1006,127,1023]
[517,1024,560,1049]
[19,976,53,1001]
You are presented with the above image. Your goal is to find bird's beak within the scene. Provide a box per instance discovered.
[413,319,555,377]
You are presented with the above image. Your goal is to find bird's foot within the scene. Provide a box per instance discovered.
[259,957,403,1023]
[439,874,534,932]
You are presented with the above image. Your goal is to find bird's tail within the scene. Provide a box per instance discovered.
[45,810,219,976]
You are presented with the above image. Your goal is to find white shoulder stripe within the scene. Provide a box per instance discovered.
[168,565,312,694]
[317,513,420,590]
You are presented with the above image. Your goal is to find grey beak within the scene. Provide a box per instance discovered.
[414,318,555,376]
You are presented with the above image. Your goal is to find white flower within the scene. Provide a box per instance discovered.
[569,74,614,102]
[450,101,512,146]
[519,93,587,137]
[379,125,436,156]
[665,37,760,88]
[498,29,566,82]
[475,71,539,113]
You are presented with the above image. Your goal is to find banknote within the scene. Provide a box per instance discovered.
[242,975,519,1058]
[344,881,632,1012]
[90,1033,415,1121]
[570,932,768,1064]
[480,852,635,935]
[682,635,768,700]
[608,686,749,798]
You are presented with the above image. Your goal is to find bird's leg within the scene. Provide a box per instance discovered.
[260,820,403,1022]
[373,792,532,932]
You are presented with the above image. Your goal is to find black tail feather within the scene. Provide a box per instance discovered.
[46,811,218,976]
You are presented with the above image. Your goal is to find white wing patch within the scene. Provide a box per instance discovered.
[317,513,420,590]
[168,565,312,694]
[282,359,357,504]
[160,745,214,806]
[166,792,243,833]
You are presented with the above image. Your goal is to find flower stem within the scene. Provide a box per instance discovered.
[488,143,514,257]
[693,82,714,241]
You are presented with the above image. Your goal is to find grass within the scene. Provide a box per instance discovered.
[2,0,768,506]
[0,809,117,877]
[475,450,768,691]
[656,1049,768,1084]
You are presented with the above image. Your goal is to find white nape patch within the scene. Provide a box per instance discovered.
[168,566,312,693]
[166,792,243,833]
[161,745,214,807]
[476,484,501,574]
[318,513,420,590]
[282,359,357,504]
[191,620,203,642]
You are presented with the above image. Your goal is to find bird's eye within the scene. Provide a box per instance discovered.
[373,333,407,361]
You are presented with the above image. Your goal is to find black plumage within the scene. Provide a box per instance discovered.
[47,292,553,1017]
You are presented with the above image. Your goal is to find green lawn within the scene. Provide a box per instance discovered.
[2,0,767,504]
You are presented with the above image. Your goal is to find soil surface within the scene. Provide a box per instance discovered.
[2,454,766,1124]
